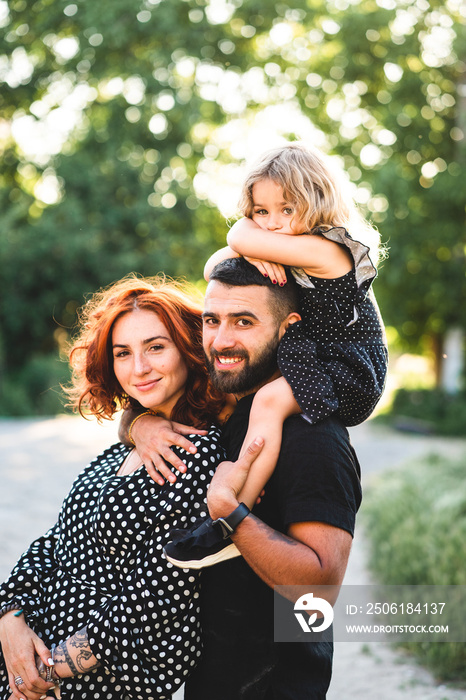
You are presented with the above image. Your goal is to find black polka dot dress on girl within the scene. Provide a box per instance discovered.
[0,429,223,699]
[278,227,388,427]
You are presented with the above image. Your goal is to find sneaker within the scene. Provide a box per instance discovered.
[164,516,241,569]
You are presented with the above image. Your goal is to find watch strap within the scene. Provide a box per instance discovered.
[212,502,250,539]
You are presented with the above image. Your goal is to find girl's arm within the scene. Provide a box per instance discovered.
[227,218,352,279]
[236,377,300,510]
[203,245,240,281]
[204,236,287,285]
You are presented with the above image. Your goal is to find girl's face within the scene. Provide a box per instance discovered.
[112,309,189,417]
[251,178,307,235]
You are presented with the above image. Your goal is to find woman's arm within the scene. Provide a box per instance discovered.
[0,620,98,700]
[203,245,240,281]
[227,218,352,278]
[0,525,71,699]
[53,628,99,678]
[0,526,60,633]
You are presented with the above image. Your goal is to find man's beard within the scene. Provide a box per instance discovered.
[205,335,280,395]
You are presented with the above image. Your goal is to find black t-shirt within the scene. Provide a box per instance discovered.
[185,395,362,700]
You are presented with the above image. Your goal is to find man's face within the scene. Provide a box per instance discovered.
[202,281,286,396]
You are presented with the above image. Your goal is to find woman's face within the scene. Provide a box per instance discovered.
[112,309,188,417]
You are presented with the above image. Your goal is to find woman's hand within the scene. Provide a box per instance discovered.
[131,414,207,485]
[0,612,54,700]
[243,256,287,286]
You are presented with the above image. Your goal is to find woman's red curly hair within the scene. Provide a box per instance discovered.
[66,275,224,428]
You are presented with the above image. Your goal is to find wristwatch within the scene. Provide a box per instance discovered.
[212,502,250,539]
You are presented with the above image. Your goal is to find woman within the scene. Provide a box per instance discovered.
[0,275,225,700]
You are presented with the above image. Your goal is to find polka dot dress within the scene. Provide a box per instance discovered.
[0,428,223,700]
[278,227,388,427]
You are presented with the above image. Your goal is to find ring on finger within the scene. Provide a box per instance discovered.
[14,675,24,686]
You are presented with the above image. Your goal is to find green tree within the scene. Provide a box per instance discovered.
[238,0,466,384]
[0,0,311,381]
[1,0,465,414]
[209,0,466,384]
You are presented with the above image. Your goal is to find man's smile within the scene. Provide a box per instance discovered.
[216,355,244,367]
[210,349,248,371]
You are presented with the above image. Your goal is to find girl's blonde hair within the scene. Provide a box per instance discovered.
[238,141,382,266]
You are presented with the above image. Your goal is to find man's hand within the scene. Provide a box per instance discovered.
[206,437,264,520]
[130,414,207,485]
[206,437,352,591]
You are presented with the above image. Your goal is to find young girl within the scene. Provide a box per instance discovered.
[164,142,388,568]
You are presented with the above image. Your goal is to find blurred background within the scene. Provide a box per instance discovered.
[1,1,466,692]
[0,0,465,429]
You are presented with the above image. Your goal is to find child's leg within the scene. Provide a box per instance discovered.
[237,376,300,509]
[163,377,300,570]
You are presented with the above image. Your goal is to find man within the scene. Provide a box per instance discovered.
[128,258,361,699]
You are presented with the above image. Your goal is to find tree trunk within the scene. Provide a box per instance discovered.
[431,329,465,392]
[431,332,444,388]
[441,328,464,394]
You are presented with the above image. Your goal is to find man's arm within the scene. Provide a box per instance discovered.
[207,439,352,589]
[232,517,350,589]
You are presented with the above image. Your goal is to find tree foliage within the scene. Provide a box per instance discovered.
[0,0,465,412]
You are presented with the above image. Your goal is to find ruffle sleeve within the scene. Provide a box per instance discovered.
[291,227,378,327]
[318,227,377,290]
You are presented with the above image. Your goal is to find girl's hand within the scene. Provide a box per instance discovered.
[130,414,207,485]
[256,489,266,505]
[243,256,287,286]
[0,612,54,700]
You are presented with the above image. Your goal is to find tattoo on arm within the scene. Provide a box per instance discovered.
[76,647,98,673]
[56,628,100,677]
[56,639,80,677]
[251,515,300,546]
[72,630,98,673]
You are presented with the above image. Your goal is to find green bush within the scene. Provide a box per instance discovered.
[386,388,466,436]
[363,454,466,680]
[0,355,71,416]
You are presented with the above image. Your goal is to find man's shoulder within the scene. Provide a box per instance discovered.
[272,415,361,534]
[278,414,359,477]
